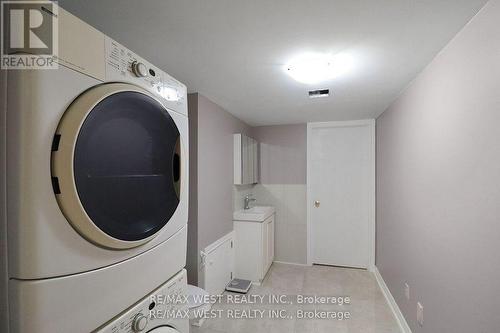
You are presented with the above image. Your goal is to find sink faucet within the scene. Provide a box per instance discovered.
[244,194,256,210]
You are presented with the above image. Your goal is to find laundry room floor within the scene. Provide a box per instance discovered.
[192,263,400,333]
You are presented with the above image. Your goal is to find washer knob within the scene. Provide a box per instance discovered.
[131,61,148,77]
[132,313,148,332]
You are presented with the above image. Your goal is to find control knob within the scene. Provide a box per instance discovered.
[132,313,148,332]
[131,61,148,77]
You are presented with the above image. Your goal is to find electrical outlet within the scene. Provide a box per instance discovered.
[417,302,424,327]
[404,282,410,300]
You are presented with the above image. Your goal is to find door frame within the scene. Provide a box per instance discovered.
[306,119,375,271]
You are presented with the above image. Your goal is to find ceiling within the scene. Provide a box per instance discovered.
[59,0,487,126]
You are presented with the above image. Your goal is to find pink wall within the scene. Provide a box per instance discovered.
[187,93,253,283]
[376,1,500,331]
[196,94,253,248]
[253,124,308,264]
[253,124,307,185]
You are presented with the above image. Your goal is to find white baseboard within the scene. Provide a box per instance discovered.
[373,266,412,333]
[273,260,310,267]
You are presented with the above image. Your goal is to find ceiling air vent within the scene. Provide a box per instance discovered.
[308,89,329,98]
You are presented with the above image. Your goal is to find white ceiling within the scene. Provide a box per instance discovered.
[59,0,487,126]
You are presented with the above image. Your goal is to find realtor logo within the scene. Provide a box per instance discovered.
[1,1,58,69]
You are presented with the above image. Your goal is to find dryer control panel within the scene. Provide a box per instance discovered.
[95,269,188,333]
[104,36,187,116]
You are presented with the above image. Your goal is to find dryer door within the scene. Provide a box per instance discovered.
[52,83,182,249]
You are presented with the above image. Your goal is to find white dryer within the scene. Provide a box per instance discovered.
[4,5,188,333]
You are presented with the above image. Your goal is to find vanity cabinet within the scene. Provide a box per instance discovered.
[233,214,275,283]
[234,133,259,185]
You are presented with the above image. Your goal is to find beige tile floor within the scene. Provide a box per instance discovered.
[192,263,400,333]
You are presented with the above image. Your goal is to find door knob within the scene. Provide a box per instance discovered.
[314,200,320,207]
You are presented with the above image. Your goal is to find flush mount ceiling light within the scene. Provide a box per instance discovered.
[284,52,353,84]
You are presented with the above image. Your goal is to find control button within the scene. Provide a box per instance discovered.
[131,61,148,77]
[132,313,148,332]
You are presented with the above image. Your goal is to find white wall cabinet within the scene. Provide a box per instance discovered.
[234,214,275,283]
[234,133,259,185]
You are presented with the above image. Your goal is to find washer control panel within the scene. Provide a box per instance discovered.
[95,269,187,333]
[104,36,187,116]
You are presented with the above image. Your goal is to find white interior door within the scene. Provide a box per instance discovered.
[307,120,375,269]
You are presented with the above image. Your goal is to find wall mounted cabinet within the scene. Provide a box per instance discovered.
[234,133,259,185]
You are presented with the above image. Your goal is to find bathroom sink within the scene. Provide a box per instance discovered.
[233,206,275,222]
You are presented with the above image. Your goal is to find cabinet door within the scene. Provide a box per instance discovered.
[249,137,256,184]
[242,135,250,184]
[234,134,242,184]
[248,138,254,183]
[266,217,273,271]
[267,215,274,266]
[234,220,263,282]
[234,134,259,185]
[252,139,259,183]
[261,220,268,279]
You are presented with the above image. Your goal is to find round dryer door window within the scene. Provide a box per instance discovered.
[51,83,182,249]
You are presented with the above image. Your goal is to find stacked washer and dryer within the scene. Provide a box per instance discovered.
[3,4,189,333]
